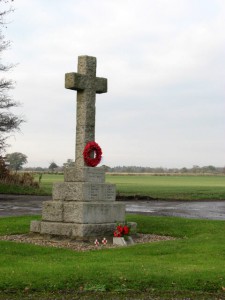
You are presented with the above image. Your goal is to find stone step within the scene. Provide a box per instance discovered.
[42,201,125,224]
[31,221,117,238]
[53,182,116,201]
[64,167,105,183]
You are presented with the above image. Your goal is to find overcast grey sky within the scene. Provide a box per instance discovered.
[2,0,225,168]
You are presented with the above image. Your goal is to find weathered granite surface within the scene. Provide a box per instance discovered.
[64,167,105,183]
[42,201,125,223]
[52,182,116,201]
[39,222,116,238]
[30,56,125,238]
[31,166,124,238]
[65,56,107,169]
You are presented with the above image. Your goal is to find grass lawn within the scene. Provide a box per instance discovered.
[0,215,225,299]
[1,173,224,200]
[106,174,225,200]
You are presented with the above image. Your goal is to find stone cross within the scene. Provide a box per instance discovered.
[30,56,126,238]
[65,55,107,169]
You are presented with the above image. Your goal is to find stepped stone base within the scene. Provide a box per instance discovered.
[42,201,125,223]
[30,166,126,238]
[30,221,116,238]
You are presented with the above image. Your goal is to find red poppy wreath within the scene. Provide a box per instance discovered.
[83,141,102,167]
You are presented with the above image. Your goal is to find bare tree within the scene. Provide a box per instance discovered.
[0,0,24,154]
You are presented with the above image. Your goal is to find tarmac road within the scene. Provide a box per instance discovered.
[126,200,225,220]
[0,194,225,220]
[0,194,51,217]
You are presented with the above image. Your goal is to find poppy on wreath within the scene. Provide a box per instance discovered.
[83,141,102,167]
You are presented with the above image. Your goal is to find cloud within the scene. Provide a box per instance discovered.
[3,0,225,167]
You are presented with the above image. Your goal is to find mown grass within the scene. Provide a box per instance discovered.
[0,215,41,236]
[106,175,225,200]
[0,215,224,299]
[0,174,225,200]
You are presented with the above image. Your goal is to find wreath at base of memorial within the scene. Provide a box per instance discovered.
[83,141,102,167]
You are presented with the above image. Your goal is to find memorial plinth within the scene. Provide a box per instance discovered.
[31,167,125,238]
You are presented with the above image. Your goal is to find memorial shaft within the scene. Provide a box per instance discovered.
[65,56,107,168]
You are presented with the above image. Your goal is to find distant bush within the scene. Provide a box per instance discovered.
[0,156,39,188]
[0,156,10,179]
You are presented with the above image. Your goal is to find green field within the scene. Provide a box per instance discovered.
[0,174,225,200]
[39,174,225,200]
[0,215,225,299]
[106,175,225,200]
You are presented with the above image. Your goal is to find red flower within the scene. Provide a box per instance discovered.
[123,225,130,235]
[114,231,121,237]
[117,225,123,233]
[114,224,130,237]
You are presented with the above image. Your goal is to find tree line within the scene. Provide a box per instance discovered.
[22,163,225,175]
[2,153,224,175]
[106,165,225,174]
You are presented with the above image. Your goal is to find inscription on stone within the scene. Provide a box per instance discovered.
[104,185,116,201]
[86,168,105,183]
[64,167,105,183]
[84,184,97,200]
[83,184,115,201]
[89,184,99,200]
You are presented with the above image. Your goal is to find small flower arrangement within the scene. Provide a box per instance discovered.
[113,223,130,238]
[94,239,99,247]
[94,238,107,247]
[102,237,107,245]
